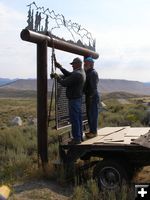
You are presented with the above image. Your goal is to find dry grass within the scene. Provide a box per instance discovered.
[1,96,150,200]
[0,98,36,127]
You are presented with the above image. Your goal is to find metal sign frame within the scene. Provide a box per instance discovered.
[26,2,96,51]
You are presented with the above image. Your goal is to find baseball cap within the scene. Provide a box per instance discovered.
[70,57,82,65]
[84,57,94,63]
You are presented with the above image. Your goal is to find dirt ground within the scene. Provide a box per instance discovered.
[9,166,150,200]
[10,180,72,200]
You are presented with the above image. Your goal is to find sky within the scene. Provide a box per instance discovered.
[0,0,150,82]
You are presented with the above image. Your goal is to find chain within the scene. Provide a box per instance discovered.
[48,32,56,126]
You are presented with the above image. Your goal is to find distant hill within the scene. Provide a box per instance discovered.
[1,78,150,95]
[0,88,37,98]
[144,82,150,86]
[0,79,54,91]
[102,91,140,100]
[0,79,39,90]
[99,79,150,95]
[0,78,17,86]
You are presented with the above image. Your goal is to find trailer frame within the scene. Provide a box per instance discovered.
[58,127,150,189]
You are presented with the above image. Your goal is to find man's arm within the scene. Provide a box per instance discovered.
[57,72,79,87]
[55,61,71,77]
[59,67,71,77]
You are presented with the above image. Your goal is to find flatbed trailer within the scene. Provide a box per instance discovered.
[59,127,150,189]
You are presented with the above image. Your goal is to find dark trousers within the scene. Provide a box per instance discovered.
[86,93,99,133]
[68,98,82,141]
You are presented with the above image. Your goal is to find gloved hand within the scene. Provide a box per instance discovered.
[54,61,62,69]
[50,73,59,79]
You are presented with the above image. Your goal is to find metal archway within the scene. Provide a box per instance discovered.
[20,29,99,167]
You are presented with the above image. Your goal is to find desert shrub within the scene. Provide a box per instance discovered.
[142,110,150,125]
[101,112,126,126]
[100,98,148,127]
[0,126,37,153]
[126,113,138,122]
[0,98,36,127]
[0,149,32,182]
[123,104,147,126]
[71,180,134,200]
[72,185,88,200]
[48,142,59,159]
[86,179,99,200]
[0,126,37,183]
[108,104,123,113]
[0,124,62,183]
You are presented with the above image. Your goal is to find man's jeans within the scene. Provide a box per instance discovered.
[68,98,82,141]
[86,93,99,133]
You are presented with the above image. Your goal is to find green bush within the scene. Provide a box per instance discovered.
[72,185,88,200]
[101,112,126,126]
[0,126,37,183]
[100,98,148,127]
[0,149,32,182]
[0,126,37,153]
[71,180,134,200]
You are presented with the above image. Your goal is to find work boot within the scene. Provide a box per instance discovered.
[68,139,81,145]
[85,132,97,139]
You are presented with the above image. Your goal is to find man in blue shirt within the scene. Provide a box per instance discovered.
[84,57,100,138]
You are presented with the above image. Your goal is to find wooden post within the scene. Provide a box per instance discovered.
[37,40,48,166]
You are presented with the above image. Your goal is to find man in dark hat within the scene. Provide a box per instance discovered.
[52,57,86,144]
[84,57,100,138]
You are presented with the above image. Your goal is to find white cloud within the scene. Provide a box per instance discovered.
[0,2,37,78]
[0,1,150,82]
[92,26,150,82]
[0,2,25,31]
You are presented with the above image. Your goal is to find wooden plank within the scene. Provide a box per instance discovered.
[81,136,104,145]
[94,127,130,144]
[97,127,128,136]
[102,137,137,145]
[94,131,125,144]
[104,128,128,141]
[82,127,129,145]
[94,137,136,145]
[82,127,150,146]
[125,128,150,137]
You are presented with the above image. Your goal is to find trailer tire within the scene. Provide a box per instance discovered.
[93,159,129,190]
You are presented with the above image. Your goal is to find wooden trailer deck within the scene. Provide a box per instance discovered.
[81,126,150,147]
[59,126,150,147]
[59,126,150,165]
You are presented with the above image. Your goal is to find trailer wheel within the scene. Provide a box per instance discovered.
[93,160,129,190]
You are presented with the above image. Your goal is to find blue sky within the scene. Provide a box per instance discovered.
[0,0,150,81]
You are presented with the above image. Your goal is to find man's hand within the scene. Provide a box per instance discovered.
[54,61,62,69]
[50,73,59,79]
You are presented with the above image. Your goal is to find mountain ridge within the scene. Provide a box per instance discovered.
[0,78,17,86]
[0,78,150,95]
